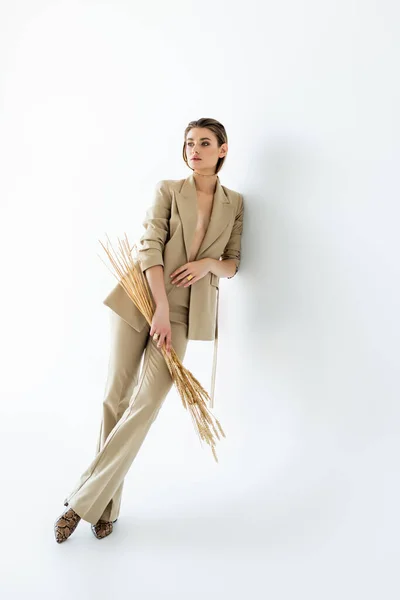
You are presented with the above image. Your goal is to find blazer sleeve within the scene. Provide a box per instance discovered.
[137,180,171,273]
[220,193,244,279]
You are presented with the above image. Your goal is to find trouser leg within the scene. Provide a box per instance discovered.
[63,311,148,521]
[97,311,149,450]
[94,310,150,521]
[64,319,189,525]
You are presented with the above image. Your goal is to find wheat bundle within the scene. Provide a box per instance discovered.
[97,233,226,463]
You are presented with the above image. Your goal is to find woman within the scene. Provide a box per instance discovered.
[54,117,244,543]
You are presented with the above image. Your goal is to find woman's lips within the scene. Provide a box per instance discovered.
[191,158,201,161]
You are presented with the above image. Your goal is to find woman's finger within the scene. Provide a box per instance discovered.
[157,332,166,348]
[184,277,197,287]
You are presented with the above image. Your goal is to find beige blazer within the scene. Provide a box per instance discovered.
[103,171,244,405]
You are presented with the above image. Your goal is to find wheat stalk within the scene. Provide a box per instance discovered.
[97,232,226,463]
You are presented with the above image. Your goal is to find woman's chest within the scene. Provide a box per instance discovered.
[168,189,233,258]
[195,191,214,230]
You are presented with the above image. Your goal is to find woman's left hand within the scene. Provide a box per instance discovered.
[170,258,211,287]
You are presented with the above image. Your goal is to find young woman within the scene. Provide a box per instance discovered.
[54,117,244,543]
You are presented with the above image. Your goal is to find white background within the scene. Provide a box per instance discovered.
[1,1,399,598]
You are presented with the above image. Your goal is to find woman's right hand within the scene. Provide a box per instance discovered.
[150,302,172,355]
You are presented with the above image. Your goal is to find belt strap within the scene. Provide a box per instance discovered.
[209,286,219,408]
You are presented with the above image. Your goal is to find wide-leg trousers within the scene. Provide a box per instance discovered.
[63,283,190,525]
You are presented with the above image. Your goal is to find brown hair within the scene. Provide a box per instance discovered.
[182,118,228,174]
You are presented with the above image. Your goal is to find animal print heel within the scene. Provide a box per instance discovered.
[91,518,118,539]
[54,507,81,543]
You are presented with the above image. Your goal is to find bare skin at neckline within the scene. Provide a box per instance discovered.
[188,190,214,262]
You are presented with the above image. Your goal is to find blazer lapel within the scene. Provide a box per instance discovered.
[175,172,233,262]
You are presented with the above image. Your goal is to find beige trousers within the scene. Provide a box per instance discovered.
[63,294,190,525]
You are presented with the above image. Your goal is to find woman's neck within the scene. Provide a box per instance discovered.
[193,172,218,195]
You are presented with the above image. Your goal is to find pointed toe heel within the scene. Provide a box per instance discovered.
[91,518,116,539]
[54,507,81,543]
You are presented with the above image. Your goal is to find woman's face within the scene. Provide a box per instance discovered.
[185,127,227,173]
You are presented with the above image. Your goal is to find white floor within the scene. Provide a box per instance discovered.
[2,393,399,600]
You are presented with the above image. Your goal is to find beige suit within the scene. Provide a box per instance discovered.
[103,171,244,405]
[62,172,244,525]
